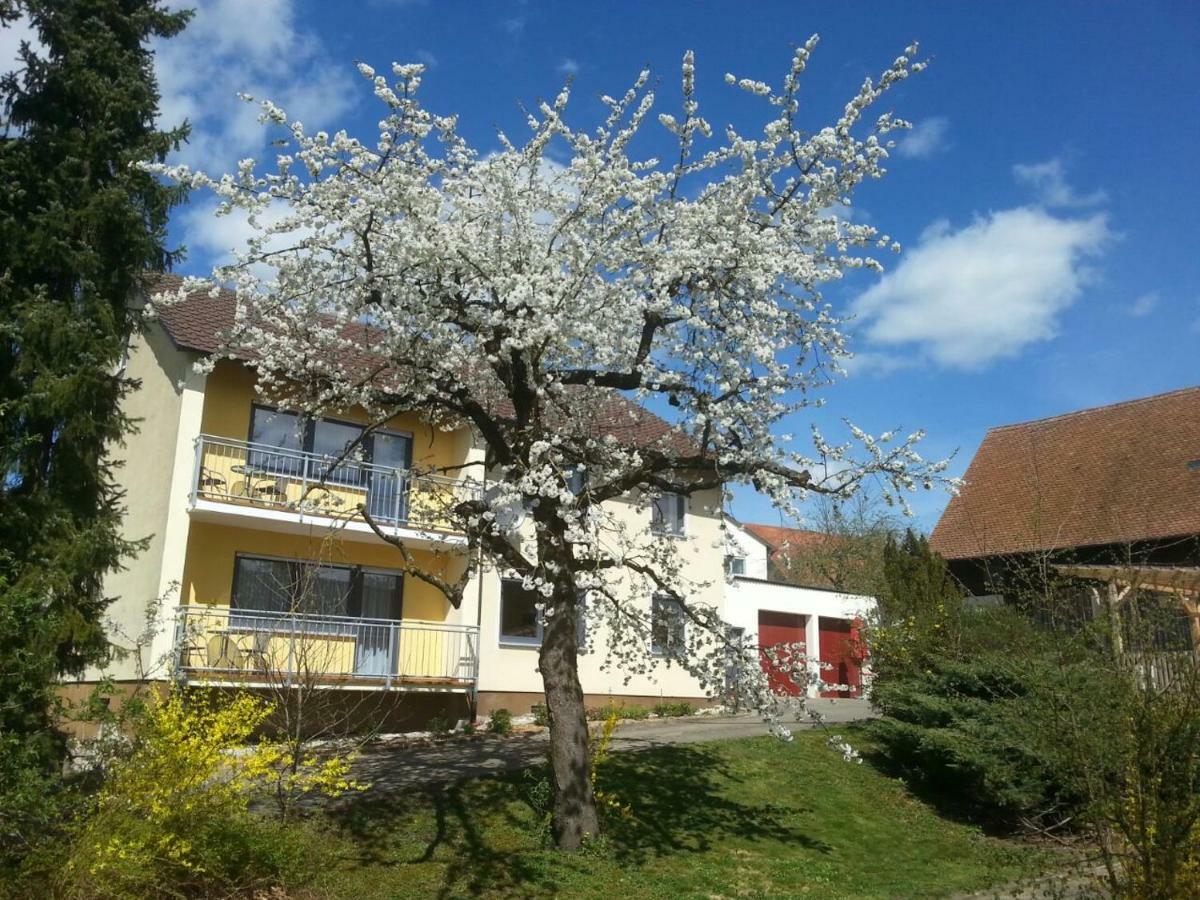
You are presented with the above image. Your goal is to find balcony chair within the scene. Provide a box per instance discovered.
[197,467,227,495]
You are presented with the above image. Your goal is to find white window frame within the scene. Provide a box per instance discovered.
[498,579,588,648]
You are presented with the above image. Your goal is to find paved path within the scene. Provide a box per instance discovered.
[351,699,873,795]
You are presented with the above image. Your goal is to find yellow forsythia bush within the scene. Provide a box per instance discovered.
[58,690,360,899]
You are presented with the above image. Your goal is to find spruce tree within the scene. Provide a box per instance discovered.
[0,0,189,789]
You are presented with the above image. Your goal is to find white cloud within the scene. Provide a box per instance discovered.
[1013,157,1107,208]
[501,16,526,36]
[895,116,949,159]
[557,58,580,75]
[153,0,357,174]
[852,207,1111,369]
[1128,291,1159,317]
[414,48,438,67]
[179,197,313,278]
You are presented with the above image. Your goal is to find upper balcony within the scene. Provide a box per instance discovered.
[188,434,479,550]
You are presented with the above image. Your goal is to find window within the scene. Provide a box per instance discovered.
[499,580,588,647]
[243,408,412,508]
[231,555,402,622]
[651,492,686,536]
[310,418,366,486]
[650,594,686,657]
[725,555,746,576]
[500,580,542,644]
[248,407,305,475]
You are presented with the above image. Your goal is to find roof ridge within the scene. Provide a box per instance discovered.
[987,385,1200,434]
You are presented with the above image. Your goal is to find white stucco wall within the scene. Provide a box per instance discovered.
[724,518,771,580]
[470,487,727,701]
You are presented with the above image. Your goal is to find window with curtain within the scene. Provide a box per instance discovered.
[231,556,402,624]
[651,492,686,536]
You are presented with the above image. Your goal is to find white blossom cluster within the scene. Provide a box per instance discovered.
[147,38,944,737]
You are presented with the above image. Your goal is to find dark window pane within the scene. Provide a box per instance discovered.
[312,419,365,486]
[367,432,412,523]
[299,564,352,617]
[726,556,746,576]
[233,557,293,613]
[361,572,403,621]
[248,407,304,474]
[501,581,541,642]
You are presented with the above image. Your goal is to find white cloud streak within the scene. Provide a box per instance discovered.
[1128,291,1159,317]
[1013,157,1107,208]
[852,207,1111,369]
[895,116,949,159]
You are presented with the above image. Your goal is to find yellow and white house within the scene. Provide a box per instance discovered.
[81,277,874,726]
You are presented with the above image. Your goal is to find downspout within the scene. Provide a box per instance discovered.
[470,465,487,722]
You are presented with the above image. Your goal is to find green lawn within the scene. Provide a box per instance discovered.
[302,730,1044,899]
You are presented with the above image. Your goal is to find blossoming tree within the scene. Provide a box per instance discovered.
[154,37,943,849]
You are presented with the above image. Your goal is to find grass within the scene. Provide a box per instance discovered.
[290,728,1046,899]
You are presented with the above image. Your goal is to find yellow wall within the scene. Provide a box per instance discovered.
[199,360,470,474]
[180,521,466,622]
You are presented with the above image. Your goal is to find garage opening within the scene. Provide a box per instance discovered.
[818,617,864,698]
[757,610,808,696]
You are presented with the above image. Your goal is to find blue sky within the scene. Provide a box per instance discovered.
[11,1,1194,531]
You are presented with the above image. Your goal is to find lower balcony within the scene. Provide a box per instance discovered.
[172,605,479,692]
[188,435,479,549]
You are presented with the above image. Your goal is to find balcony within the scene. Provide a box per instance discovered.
[172,605,479,692]
[188,435,479,548]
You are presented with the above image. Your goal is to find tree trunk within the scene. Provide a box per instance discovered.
[538,590,599,849]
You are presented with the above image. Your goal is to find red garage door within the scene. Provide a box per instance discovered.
[758,610,808,696]
[818,617,863,698]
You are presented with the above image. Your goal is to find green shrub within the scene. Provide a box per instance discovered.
[426,710,453,736]
[530,703,550,727]
[51,690,343,899]
[487,708,513,735]
[653,701,695,718]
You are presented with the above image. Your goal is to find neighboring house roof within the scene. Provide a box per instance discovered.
[144,273,693,454]
[742,523,830,557]
[931,386,1200,561]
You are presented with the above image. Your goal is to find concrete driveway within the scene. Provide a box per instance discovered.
[350,698,874,795]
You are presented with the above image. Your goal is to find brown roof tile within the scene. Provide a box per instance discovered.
[930,387,1200,560]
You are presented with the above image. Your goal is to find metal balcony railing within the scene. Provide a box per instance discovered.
[172,605,479,689]
[190,434,480,533]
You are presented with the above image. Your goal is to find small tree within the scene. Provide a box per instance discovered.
[771,492,899,594]
[152,41,943,848]
[241,546,398,820]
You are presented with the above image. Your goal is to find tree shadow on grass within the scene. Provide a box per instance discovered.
[331,742,830,897]
[598,744,832,863]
